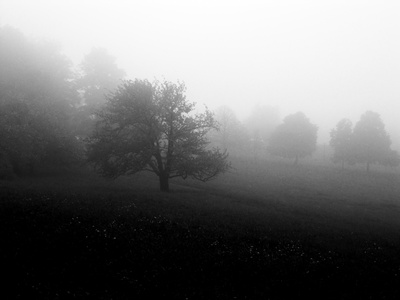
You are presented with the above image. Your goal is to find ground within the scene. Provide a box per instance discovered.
[1,157,400,299]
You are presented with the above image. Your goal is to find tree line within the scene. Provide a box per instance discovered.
[0,26,230,190]
[0,27,127,177]
[330,112,400,171]
[211,107,399,171]
[1,26,398,190]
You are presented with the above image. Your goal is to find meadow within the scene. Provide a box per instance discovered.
[1,157,400,299]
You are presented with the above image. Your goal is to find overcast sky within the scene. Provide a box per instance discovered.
[1,0,400,146]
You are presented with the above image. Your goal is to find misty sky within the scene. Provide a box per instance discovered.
[1,0,400,147]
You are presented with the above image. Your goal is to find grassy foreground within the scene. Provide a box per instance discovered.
[1,158,400,299]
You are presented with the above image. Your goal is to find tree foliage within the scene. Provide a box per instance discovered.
[78,47,126,108]
[245,105,280,157]
[268,112,318,164]
[209,105,249,154]
[352,111,392,171]
[379,149,400,168]
[330,118,353,168]
[330,111,399,171]
[86,79,230,191]
[73,48,126,138]
[0,26,81,176]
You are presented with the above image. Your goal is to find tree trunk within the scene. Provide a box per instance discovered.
[159,174,170,192]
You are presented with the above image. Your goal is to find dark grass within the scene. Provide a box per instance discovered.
[1,158,400,299]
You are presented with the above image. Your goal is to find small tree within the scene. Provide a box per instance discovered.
[330,118,353,168]
[87,79,230,191]
[268,112,318,164]
[352,111,392,172]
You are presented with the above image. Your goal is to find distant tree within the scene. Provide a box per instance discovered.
[330,118,353,168]
[209,105,249,154]
[87,79,230,192]
[379,149,400,169]
[214,105,238,150]
[245,104,280,142]
[74,48,126,138]
[0,27,78,108]
[245,104,280,159]
[0,26,81,176]
[352,111,392,172]
[268,112,318,165]
[78,47,126,108]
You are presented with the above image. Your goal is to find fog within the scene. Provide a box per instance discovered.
[2,0,400,147]
[3,2,400,297]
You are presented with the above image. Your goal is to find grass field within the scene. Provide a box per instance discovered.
[1,157,400,299]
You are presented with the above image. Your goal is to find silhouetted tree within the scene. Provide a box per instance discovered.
[352,111,392,172]
[87,79,230,192]
[330,118,353,168]
[268,112,318,164]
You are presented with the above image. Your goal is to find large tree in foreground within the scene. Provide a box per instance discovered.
[268,112,318,164]
[352,111,392,172]
[87,79,230,191]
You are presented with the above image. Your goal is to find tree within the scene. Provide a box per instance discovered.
[379,149,400,169]
[78,47,126,108]
[74,48,126,138]
[268,112,318,164]
[209,105,249,154]
[0,26,81,176]
[352,111,392,172]
[245,104,280,159]
[214,105,238,150]
[330,118,353,168]
[86,79,230,192]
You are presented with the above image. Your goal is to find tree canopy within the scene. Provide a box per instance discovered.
[0,26,81,176]
[86,79,230,191]
[330,111,398,171]
[73,48,126,138]
[209,105,248,155]
[268,112,318,164]
[245,105,280,158]
[330,118,353,168]
[78,47,126,108]
[352,111,392,171]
